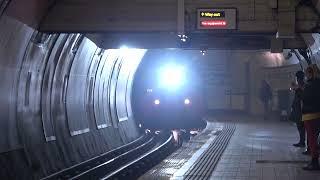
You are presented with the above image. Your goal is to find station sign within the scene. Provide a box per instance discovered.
[197,8,237,30]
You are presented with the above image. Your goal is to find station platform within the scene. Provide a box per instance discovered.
[139,115,320,180]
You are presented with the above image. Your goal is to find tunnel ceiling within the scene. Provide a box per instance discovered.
[85,33,307,50]
[3,0,318,50]
[35,0,317,50]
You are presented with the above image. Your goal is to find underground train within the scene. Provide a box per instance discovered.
[133,55,206,131]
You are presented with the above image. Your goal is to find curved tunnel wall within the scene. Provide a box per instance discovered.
[0,15,146,179]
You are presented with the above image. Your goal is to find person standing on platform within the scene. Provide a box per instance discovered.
[291,71,306,148]
[302,65,320,171]
[259,80,273,120]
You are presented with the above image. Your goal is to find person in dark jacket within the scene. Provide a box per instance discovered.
[302,65,320,171]
[259,80,273,120]
[291,71,306,147]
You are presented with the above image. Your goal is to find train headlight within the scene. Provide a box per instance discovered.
[184,98,191,105]
[154,99,160,105]
[158,64,185,90]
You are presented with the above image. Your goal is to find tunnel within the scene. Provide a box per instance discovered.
[2,0,320,179]
[0,15,148,179]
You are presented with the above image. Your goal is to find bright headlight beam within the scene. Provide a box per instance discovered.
[154,99,160,105]
[184,98,191,105]
[158,64,185,90]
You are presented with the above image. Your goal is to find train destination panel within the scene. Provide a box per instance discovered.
[197,8,237,30]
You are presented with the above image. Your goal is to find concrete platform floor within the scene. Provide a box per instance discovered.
[209,115,320,180]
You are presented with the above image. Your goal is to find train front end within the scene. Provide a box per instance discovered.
[138,63,206,130]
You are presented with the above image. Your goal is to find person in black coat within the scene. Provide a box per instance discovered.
[291,71,306,147]
[259,80,273,120]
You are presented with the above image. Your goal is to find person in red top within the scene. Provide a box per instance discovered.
[302,65,320,171]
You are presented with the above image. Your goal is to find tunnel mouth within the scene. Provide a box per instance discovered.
[0,15,149,178]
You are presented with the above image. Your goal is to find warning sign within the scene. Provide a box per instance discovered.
[197,8,237,30]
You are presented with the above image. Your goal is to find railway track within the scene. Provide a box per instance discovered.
[42,131,175,180]
[102,133,175,180]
